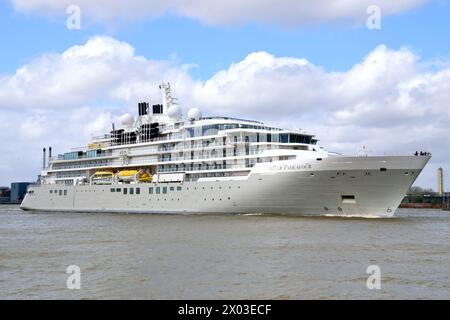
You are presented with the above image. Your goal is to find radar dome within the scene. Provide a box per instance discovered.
[167,105,182,120]
[187,108,202,121]
[120,113,134,127]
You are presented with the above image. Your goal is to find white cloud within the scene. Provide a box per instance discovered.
[0,37,186,110]
[10,0,427,27]
[1,36,450,189]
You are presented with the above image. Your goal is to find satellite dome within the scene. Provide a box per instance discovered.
[187,108,202,121]
[167,105,182,120]
[120,113,134,127]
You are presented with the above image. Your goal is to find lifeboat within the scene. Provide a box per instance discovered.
[117,170,138,181]
[138,172,152,182]
[117,170,152,183]
[94,171,113,175]
[91,171,114,185]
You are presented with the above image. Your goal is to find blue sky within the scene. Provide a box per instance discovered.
[1,0,450,78]
[1,0,450,189]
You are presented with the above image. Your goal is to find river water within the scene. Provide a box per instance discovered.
[0,205,449,299]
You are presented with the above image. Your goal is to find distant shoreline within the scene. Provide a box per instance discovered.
[399,203,443,209]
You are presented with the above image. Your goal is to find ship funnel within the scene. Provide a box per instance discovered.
[138,102,149,116]
[42,147,46,169]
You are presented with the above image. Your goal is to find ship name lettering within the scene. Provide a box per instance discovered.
[282,164,312,171]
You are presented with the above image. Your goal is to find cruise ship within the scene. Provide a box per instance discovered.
[21,83,431,217]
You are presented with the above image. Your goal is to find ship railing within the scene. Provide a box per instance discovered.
[51,162,110,170]
[91,134,112,140]
[56,172,87,178]
[157,164,250,173]
[109,134,185,147]
[27,183,42,189]
[54,152,113,161]
[109,132,289,148]
[157,151,264,162]
[154,140,288,153]
[157,143,229,152]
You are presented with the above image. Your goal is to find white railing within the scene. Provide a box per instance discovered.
[54,152,113,161]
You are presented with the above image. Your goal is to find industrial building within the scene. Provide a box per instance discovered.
[0,182,33,204]
[0,186,11,204]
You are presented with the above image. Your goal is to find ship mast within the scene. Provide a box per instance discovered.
[159,82,174,114]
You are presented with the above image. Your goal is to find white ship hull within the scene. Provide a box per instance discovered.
[21,155,430,218]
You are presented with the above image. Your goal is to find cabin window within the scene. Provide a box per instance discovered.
[111,188,115,192]
[170,187,175,191]
[177,186,182,191]
[130,188,134,195]
[163,187,167,194]
[341,195,356,204]
[136,188,140,195]
[116,188,121,192]
[380,168,387,172]
[59,190,62,196]
[156,187,160,194]
[123,188,128,195]
[64,190,67,196]
[50,190,53,194]
[279,134,289,143]
[149,187,153,194]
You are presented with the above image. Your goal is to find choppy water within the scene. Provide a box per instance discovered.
[1,205,449,300]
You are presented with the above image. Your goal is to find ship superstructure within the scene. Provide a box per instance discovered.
[21,83,431,217]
